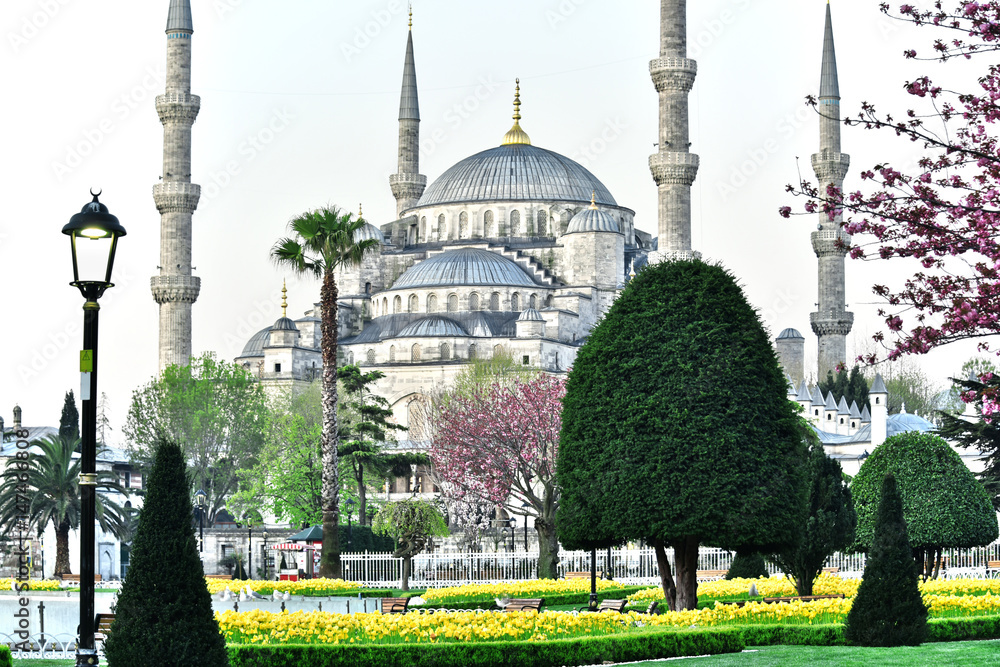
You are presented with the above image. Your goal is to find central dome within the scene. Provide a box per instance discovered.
[394,248,538,289]
[414,144,617,209]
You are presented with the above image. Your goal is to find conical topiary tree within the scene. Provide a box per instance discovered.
[725,552,769,580]
[104,439,229,666]
[844,474,927,647]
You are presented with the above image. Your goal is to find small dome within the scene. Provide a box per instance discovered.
[565,206,619,234]
[394,248,538,289]
[271,317,298,331]
[397,316,468,338]
[777,328,804,340]
[518,308,544,322]
[240,328,270,357]
[354,222,385,244]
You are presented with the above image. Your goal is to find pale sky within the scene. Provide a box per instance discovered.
[0,0,984,441]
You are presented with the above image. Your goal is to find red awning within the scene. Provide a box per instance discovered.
[273,543,315,551]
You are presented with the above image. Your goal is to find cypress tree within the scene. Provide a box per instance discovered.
[104,439,229,666]
[725,552,769,580]
[59,390,80,442]
[844,474,928,647]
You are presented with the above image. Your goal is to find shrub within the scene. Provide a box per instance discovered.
[725,553,769,580]
[104,439,229,666]
[844,474,928,646]
[0,646,10,667]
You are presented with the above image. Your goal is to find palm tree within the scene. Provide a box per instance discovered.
[0,435,129,577]
[271,205,380,577]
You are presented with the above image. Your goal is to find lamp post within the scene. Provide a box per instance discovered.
[262,530,268,580]
[194,489,207,553]
[246,521,253,580]
[62,190,126,667]
[345,498,355,552]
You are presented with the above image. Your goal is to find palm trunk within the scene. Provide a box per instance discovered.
[653,539,677,611]
[674,536,700,611]
[54,520,71,577]
[319,269,341,579]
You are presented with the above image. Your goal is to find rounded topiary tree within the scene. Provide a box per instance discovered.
[852,431,998,579]
[725,552,769,580]
[557,259,810,611]
[104,439,229,666]
[844,474,928,646]
[372,499,448,591]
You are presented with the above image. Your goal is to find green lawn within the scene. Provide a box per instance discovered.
[12,661,74,666]
[631,640,1000,666]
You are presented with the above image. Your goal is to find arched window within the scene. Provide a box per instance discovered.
[366,349,376,365]
[529,294,537,309]
[511,293,520,312]
[490,292,500,311]
[419,216,426,242]
[427,294,437,312]
[437,214,446,239]
[537,210,547,235]
[383,297,388,315]
[407,399,426,441]
[440,343,450,360]
[349,352,355,365]
[510,210,521,236]
[468,343,477,359]
[469,293,480,311]
[411,343,421,361]
[408,294,419,312]
[459,211,469,238]
[493,344,504,356]
[484,210,494,237]
[389,345,396,362]
[393,295,402,313]
[560,210,571,233]
[364,282,371,294]
[448,294,458,312]
[545,295,553,308]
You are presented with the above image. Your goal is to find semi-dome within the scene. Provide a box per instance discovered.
[565,204,620,234]
[240,328,269,357]
[393,248,538,289]
[354,222,385,244]
[397,316,468,338]
[518,308,544,321]
[414,144,617,209]
[777,328,804,339]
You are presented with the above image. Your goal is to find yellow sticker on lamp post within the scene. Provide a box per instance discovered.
[80,350,94,372]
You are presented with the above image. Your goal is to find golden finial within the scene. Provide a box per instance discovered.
[359,203,364,219]
[281,279,288,318]
[408,4,413,29]
[501,78,531,146]
[589,191,598,210]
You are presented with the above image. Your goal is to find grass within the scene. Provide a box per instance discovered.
[630,640,1000,666]
[12,661,74,666]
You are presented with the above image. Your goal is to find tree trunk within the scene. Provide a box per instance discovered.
[54,520,71,577]
[319,269,341,579]
[674,536,700,611]
[795,570,815,597]
[653,539,677,612]
[931,547,943,580]
[535,515,560,579]
[400,555,411,591]
[356,464,368,527]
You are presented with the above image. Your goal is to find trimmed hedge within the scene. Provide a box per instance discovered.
[737,616,1000,647]
[227,627,743,667]
[0,646,10,667]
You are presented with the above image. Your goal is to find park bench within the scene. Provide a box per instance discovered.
[503,598,545,612]
[578,598,628,613]
[696,570,727,582]
[381,597,411,614]
[645,600,659,614]
[565,571,592,579]
[76,613,115,650]
[762,594,845,604]
[205,574,233,580]
[987,560,1000,578]
[822,567,839,574]
[60,574,103,585]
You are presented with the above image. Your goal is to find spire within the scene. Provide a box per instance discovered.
[281,280,288,318]
[166,0,194,34]
[820,2,840,101]
[409,3,413,30]
[589,191,598,210]
[502,79,531,146]
[398,25,419,121]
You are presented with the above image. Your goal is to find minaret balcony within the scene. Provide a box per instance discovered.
[153,182,201,214]
[151,275,201,304]
[810,312,854,337]
[155,93,201,124]
[811,228,851,257]
[649,152,699,186]
[810,152,850,184]
[649,57,697,92]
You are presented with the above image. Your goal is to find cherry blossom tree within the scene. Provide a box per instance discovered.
[430,373,565,579]
[781,2,1000,410]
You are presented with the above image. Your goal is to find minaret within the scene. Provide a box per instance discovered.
[151,0,201,370]
[389,8,427,218]
[649,0,700,262]
[810,2,853,378]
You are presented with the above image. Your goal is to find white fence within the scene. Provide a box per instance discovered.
[341,542,1000,589]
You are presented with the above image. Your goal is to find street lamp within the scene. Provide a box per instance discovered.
[194,489,207,553]
[262,530,269,580]
[244,515,253,580]
[62,190,126,667]
[345,498,355,552]
[507,518,516,553]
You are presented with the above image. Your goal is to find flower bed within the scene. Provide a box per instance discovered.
[1,578,63,591]
[420,579,626,605]
[206,577,363,597]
